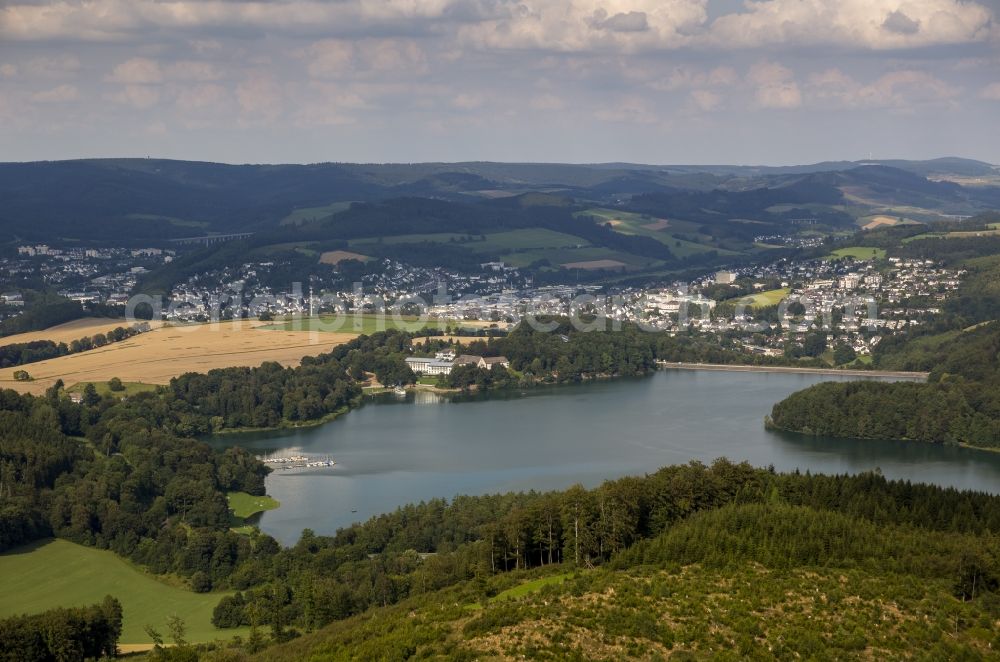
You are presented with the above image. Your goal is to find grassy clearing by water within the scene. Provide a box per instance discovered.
[0,539,247,644]
[226,491,280,519]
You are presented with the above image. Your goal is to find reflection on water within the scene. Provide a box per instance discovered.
[211,370,1000,545]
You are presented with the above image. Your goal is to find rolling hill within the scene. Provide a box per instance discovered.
[1,158,997,244]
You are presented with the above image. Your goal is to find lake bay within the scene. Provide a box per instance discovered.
[218,370,1000,545]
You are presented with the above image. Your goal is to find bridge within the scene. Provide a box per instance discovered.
[170,232,254,247]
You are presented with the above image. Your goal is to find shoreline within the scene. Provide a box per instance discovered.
[656,361,928,380]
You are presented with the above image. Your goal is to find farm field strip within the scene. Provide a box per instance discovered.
[0,317,163,348]
[0,321,357,394]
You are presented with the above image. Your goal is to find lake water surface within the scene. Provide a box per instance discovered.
[218,370,1000,545]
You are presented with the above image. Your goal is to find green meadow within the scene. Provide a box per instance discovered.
[0,539,247,644]
[825,246,886,261]
[280,201,354,226]
[726,287,791,308]
[227,491,280,520]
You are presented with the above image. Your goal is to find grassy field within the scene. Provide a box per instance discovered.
[0,539,247,644]
[227,491,280,519]
[726,287,791,308]
[472,228,588,252]
[0,320,357,395]
[825,246,886,261]
[258,314,492,335]
[580,208,739,257]
[280,201,353,226]
[491,573,572,603]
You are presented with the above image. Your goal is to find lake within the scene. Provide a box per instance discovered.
[217,369,1000,545]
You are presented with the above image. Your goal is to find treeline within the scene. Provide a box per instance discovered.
[167,330,414,433]
[422,319,812,388]
[0,296,84,338]
[204,459,1000,641]
[0,323,149,369]
[0,596,122,662]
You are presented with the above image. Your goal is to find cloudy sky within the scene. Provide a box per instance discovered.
[2,0,999,165]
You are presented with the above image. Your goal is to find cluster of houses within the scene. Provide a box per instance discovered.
[405,350,510,376]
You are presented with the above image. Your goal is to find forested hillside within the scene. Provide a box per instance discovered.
[2,159,997,244]
[769,228,1000,449]
[178,461,1000,660]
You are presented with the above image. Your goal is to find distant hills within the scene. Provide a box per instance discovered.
[0,157,996,244]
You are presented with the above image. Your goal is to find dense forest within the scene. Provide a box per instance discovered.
[0,596,122,662]
[191,460,1000,659]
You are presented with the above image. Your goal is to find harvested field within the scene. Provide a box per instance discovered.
[862,215,900,230]
[319,250,370,265]
[0,317,163,348]
[561,259,627,270]
[642,219,670,231]
[0,320,356,394]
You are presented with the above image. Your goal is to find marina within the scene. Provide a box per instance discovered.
[257,454,336,470]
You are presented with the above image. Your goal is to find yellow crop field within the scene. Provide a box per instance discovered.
[0,320,357,394]
[0,317,163,348]
[319,250,371,265]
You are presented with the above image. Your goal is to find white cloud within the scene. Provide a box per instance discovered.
[689,89,722,111]
[175,83,230,112]
[304,40,354,79]
[1,0,994,55]
[292,81,366,127]
[807,67,960,108]
[23,55,80,79]
[748,61,802,109]
[0,0,472,42]
[707,0,995,51]
[107,84,160,108]
[980,82,1000,100]
[530,93,566,110]
[359,39,428,74]
[107,57,162,84]
[651,65,737,91]
[596,96,659,123]
[166,61,224,82]
[452,93,484,110]
[236,74,284,125]
[30,84,79,103]
[457,0,709,52]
